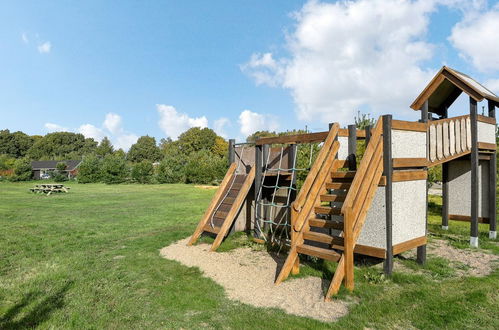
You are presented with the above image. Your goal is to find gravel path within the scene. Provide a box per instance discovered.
[160,238,349,322]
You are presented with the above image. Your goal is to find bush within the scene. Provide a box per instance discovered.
[156,154,187,184]
[11,158,32,181]
[101,154,129,184]
[77,155,102,183]
[184,150,227,184]
[131,161,154,184]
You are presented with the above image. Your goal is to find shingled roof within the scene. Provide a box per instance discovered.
[410,66,499,116]
[31,160,82,171]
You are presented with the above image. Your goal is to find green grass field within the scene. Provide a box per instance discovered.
[0,182,498,329]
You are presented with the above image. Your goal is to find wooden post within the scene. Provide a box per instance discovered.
[382,115,393,274]
[343,208,354,290]
[470,97,479,247]
[442,163,449,230]
[228,139,235,165]
[418,100,429,264]
[365,125,372,146]
[348,124,357,171]
[255,145,263,239]
[488,100,497,239]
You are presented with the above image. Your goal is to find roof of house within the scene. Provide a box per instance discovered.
[31,160,82,171]
[410,66,499,115]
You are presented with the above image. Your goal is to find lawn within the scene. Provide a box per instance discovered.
[0,182,497,329]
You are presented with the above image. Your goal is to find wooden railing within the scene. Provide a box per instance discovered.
[427,114,471,166]
[292,123,340,232]
[335,117,384,293]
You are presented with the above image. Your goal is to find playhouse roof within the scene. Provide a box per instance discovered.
[410,66,499,115]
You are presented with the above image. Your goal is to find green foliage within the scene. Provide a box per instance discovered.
[101,154,129,184]
[56,161,67,171]
[0,154,16,170]
[354,111,377,129]
[77,155,102,183]
[184,150,227,184]
[26,132,97,160]
[176,127,219,156]
[0,129,35,158]
[131,160,154,183]
[11,158,32,181]
[95,137,114,157]
[155,154,187,183]
[127,136,161,163]
[428,165,442,184]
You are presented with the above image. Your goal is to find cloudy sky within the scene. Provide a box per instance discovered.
[1,0,499,150]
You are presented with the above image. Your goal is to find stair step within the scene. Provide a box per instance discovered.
[320,193,346,202]
[296,244,341,262]
[222,196,236,205]
[308,218,344,230]
[331,171,356,179]
[303,231,344,246]
[203,224,220,234]
[326,182,351,190]
[231,183,243,190]
[314,206,342,215]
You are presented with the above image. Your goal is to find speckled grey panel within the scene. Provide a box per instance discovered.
[477,122,496,144]
[357,186,386,249]
[392,180,427,245]
[391,130,426,158]
[448,160,490,217]
[337,136,348,160]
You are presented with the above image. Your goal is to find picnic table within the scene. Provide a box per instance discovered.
[30,184,71,196]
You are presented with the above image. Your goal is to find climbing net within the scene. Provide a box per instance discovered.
[253,143,316,248]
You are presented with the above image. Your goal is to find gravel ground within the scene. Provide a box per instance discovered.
[160,238,349,322]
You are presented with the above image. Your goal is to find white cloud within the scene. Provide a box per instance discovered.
[157,104,208,139]
[449,4,499,72]
[213,117,231,138]
[44,122,68,132]
[78,124,106,142]
[103,113,123,134]
[242,0,447,124]
[21,33,29,44]
[114,133,139,151]
[37,41,51,54]
[485,79,499,94]
[238,110,279,137]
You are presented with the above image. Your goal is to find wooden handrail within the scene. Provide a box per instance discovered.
[428,114,470,126]
[292,123,339,213]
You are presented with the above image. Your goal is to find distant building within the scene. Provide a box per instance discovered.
[31,160,82,180]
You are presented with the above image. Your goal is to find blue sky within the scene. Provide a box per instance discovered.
[1,0,499,149]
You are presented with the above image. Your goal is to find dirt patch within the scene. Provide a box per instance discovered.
[400,238,498,277]
[160,238,349,322]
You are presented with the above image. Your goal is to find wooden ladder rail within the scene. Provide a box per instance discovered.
[187,162,237,246]
[210,166,255,251]
[275,123,340,284]
[326,117,384,300]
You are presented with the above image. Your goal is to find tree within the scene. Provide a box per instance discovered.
[246,131,278,143]
[354,111,376,130]
[0,154,16,170]
[26,132,97,160]
[127,136,161,163]
[96,137,114,157]
[131,160,154,183]
[184,149,227,184]
[212,136,228,158]
[176,127,219,155]
[0,130,35,158]
[101,154,129,184]
[155,153,187,183]
[52,162,69,182]
[77,155,102,183]
[11,158,32,181]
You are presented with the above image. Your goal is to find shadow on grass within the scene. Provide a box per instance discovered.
[0,281,73,329]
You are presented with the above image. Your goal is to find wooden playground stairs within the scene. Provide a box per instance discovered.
[275,119,385,300]
[187,163,255,251]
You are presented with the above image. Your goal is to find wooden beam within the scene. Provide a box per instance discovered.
[393,236,427,255]
[477,115,496,125]
[449,214,490,224]
[391,120,427,132]
[470,97,479,247]
[255,131,328,145]
[477,142,496,150]
[392,170,427,182]
[383,115,393,275]
[442,70,483,102]
[393,158,428,168]
[427,150,470,167]
[348,124,357,171]
[411,73,446,111]
[332,243,386,259]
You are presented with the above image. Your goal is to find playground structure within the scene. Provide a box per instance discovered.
[188,66,497,300]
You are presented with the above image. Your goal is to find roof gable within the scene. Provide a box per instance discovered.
[410,66,499,115]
